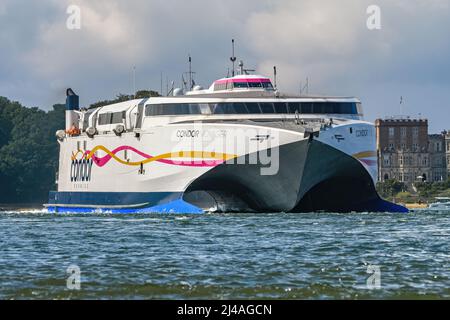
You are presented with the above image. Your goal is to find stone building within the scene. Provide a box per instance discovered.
[375,117,430,186]
[428,134,447,182]
[446,131,450,177]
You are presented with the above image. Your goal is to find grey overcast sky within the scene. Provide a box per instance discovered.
[0,0,449,132]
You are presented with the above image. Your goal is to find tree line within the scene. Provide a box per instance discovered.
[0,97,65,204]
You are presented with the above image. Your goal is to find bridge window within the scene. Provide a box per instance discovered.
[248,82,263,88]
[233,82,248,88]
[262,82,274,89]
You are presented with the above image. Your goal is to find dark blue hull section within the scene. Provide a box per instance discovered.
[47,191,203,214]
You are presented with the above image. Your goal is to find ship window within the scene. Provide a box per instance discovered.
[337,103,355,114]
[98,113,112,125]
[111,111,125,124]
[320,103,334,114]
[82,109,95,130]
[300,103,313,114]
[212,103,249,114]
[262,82,274,89]
[259,103,275,113]
[233,82,248,88]
[145,104,201,116]
[143,102,359,116]
[233,103,249,114]
[274,102,288,113]
[245,103,262,114]
[248,82,262,88]
[287,102,301,113]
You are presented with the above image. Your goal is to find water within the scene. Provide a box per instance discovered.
[0,209,449,299]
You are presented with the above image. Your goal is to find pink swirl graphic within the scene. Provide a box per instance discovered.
[84,145,227,168]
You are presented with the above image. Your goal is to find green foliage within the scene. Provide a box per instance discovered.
[394,191,417,203]
[0,97,65,203]
[376,179,406,199]
[415,179,450,200]
[377,178,450,203]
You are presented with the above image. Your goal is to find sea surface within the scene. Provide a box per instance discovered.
[0,208,449,300]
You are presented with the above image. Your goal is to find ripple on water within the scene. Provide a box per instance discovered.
[0,209,449,299]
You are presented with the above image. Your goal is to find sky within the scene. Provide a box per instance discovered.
[0,0,449,132]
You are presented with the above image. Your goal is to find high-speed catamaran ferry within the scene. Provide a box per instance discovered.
[46,65,407,213]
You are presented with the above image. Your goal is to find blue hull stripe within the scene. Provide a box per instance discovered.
[48,191,182,207]
[47,199,204,214]
[47,191,205,214]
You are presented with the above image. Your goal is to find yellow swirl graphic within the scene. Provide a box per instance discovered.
[75,145,237,167]
[352,151,377,159]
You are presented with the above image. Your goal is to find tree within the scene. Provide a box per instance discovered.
[0,98,64,203]
[376,179,406,199]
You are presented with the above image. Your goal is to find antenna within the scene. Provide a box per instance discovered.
[273,66,277,89]
[184,55,196,91]
[160,72,163,96]
[166,76,168,96]
[239,60,255,75]
[133,66,136,98]
[400,96,404,115]
[168,81,175,96]
[230,39,237,77]
[189,55,192,90]
[300,77,309,95]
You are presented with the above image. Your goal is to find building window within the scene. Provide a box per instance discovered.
[401,127,407,138]
[384,174,389,181]
[399,155,403,165]
[383,155,390,166]
[389,127,395,137]
[388,143,394,150]
[401,143,406,150]
[412,127,419,138]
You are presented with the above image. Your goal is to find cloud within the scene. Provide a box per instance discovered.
[0,0,449,131]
